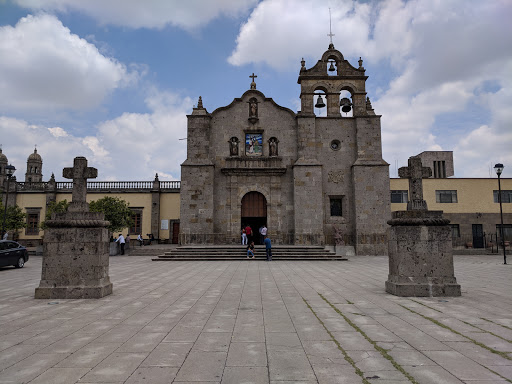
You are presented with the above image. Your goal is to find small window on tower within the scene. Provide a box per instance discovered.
[330,198,342,216]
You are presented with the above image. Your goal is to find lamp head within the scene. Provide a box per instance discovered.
[5,164,15,177]
[494,163,504,176]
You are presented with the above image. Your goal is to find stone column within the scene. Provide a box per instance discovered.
[35,156,113,299]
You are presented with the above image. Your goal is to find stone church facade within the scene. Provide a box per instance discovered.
[180,44,390,255]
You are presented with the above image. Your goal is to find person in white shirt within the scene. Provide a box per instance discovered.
[137,234,144,247]
[116,233,126,255]
[2,231,7,241]
[261,225,267,238]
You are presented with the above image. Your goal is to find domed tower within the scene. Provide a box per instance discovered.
[0,147,8,186]
[26,148,43,183]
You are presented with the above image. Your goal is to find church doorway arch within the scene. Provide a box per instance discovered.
[241,191,267,245]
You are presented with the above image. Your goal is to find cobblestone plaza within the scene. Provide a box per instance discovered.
[0,255,511,383]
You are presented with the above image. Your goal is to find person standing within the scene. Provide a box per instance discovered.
[261,225,267,243]
[137,234,144,246]
[2,231,7,240]
[242,227,247,245]
[125,234,131,251]
[116,233,126,255]
[264,235,272,261]
[245,225,252,244]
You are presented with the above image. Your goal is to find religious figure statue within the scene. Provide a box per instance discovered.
[229,137,239,156]
[249,98,258,118]
[269,137,278,157]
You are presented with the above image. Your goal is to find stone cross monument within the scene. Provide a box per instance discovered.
[386,156,461,297]
[63,156,97,212]
[398,157,431,210]
[35,156,113,299]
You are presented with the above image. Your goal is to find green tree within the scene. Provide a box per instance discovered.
[1,195,27,237]
[40,199,69,229]
[89,196,133,233]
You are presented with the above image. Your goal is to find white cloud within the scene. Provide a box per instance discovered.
[15,0,258,30]
[0,88,190,181]
[228,0,372,69]
[0,13,135,112]
[48,127,68,137]
[227,0,512,177]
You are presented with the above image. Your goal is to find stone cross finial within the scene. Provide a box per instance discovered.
[249,73,257,89]
[398,156,432,211]
[63,156,97,212]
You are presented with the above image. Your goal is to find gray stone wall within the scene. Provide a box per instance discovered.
[180,46,391,252]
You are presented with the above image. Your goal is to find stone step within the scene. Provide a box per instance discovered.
[152,258,346,261]
[151,246,347,261]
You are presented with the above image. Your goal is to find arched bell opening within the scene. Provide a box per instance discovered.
[339,90,353,117]
[313,87,328,117]
[241,191,267,245]
[327,60,337,76]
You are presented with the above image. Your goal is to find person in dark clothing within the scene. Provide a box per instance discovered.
[246,241,255,259]
[264,235,272,261]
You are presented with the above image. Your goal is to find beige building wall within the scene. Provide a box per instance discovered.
[159,193,180,240]
[13,190,181,242]
[391,178,512,214]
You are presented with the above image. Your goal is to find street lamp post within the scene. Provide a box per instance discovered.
[1,164,16,239]
[494,163,506,265]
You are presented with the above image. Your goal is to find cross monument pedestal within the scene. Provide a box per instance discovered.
[386,156,461,297]
[35,157,113,299]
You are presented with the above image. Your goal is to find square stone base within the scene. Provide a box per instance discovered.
[35,283,113,299]
[35,213,113,299]
[386,221,461,297]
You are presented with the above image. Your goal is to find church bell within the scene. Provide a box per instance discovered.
[315,95,326,108]
[328,61,336,72]
[340,97,352,113]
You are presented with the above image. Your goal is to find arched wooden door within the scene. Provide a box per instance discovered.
[241,192,267,244]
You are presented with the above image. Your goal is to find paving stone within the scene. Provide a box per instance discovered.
[175,351,227,381]
[56,342,122,368]
[0,352,67,383]
[222,366,269,384]
[193,332,232,352]
[227,342,267,367]
[125,367,179,383]
[117,332,166,352]
[423,350,506,381]
[267,349,316,381]
[28,367,90,384]
[80,352,148,382]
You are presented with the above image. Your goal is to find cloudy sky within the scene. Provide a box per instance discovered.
[0,0,510,181]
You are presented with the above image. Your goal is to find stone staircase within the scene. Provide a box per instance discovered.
[152,245,347,261]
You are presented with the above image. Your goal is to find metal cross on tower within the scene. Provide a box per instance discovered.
[328,8,335,45]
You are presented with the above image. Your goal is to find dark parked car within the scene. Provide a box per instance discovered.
[0,240,29,268]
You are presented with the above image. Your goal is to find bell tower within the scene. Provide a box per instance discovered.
[25,147,43,183]
[296,40,389,255]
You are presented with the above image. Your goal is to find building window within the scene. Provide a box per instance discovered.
[330,198,342,216]
[130,211,142,234]
[390,190,408,203]
[450,224,460,238]
[494,190,512,203]
[436,190,458,203]
[496,224,512,242]
[26,213,40,235]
